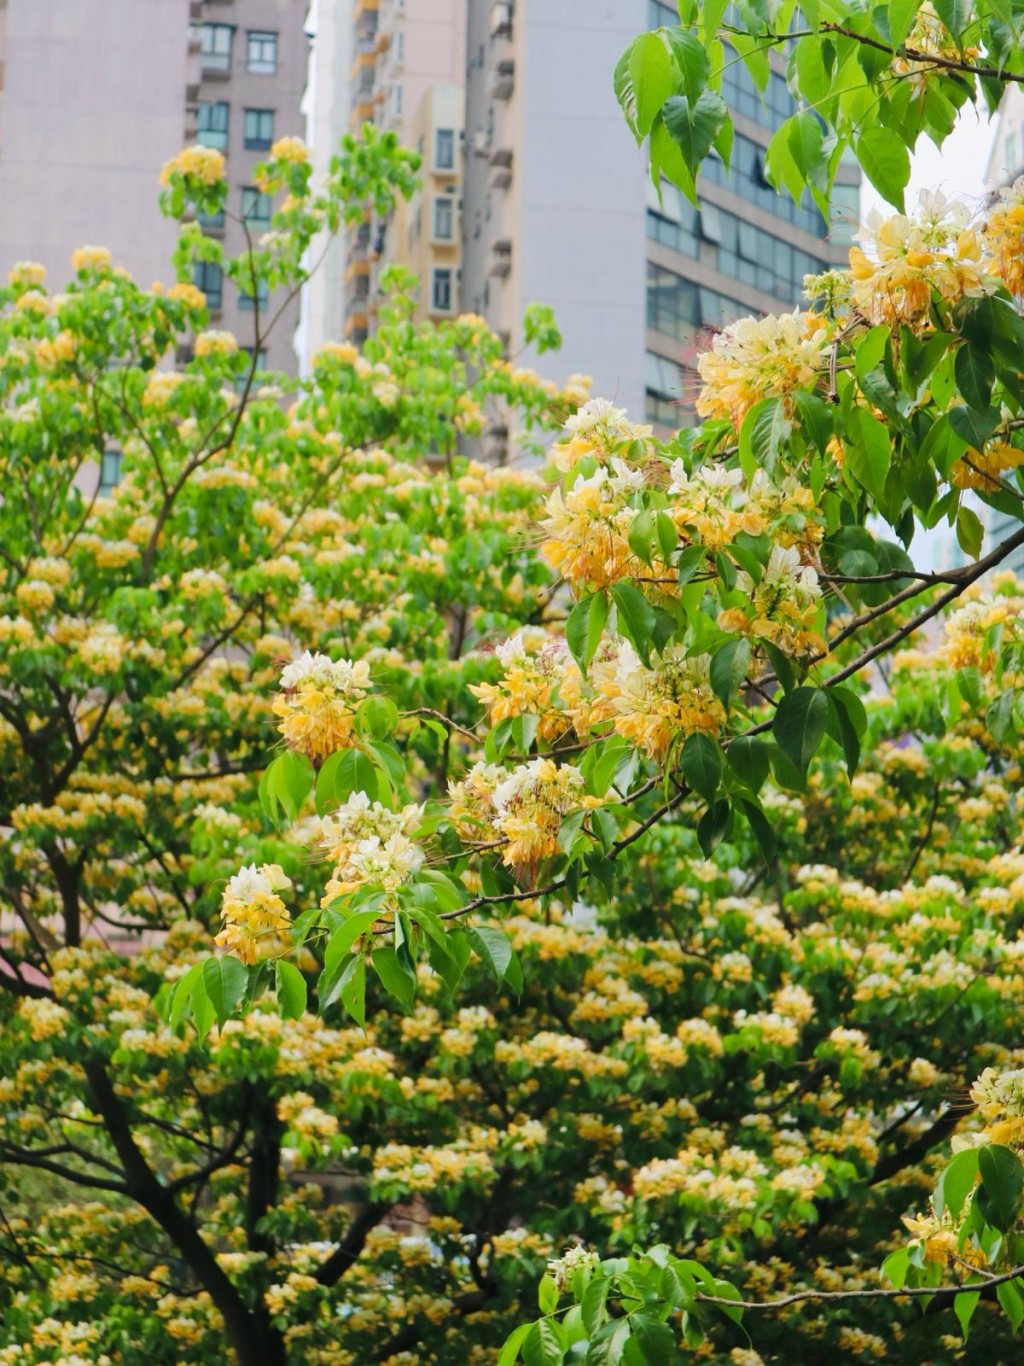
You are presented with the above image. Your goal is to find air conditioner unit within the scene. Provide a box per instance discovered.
[488,59,515,100]
[490,1,513,37]
[473,129,491,156]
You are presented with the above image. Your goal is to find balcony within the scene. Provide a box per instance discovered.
[488,239,512,278]
[489,146,512,190]
[472,129,491,157]
[490,1,513,37]
[488,59,514,100]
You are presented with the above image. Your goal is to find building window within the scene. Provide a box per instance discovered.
[241,187,272,227]
[99,450,122,492]
[197,101,229,151]
[435,128,455,170]
[829,182,860,247]
[193,261,223,311]
[247,31,278,74]
[393,30,404,62]
[237,347,268,392]
[431,268,453,313]
[433,196,454,240]
[243,109,275,151]
[197,205,226,232]
[1006,131,1017,174]
[199,24,233,73]
[390,84,403,118]
[238,279,270,312]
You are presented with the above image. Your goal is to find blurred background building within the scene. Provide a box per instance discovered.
[0,0,308,373]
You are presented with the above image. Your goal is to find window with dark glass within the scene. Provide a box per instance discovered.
[99,450,122,492]
[200,24,233,72]
[197,101,229,151]
[435,128,455,170]
[432,268,453,312]
[433,196,454,240]
[193,261,223,311]
[243,109,275,151]
[241,187,272,226]
[247,31,278,74]
[238,280,270,312]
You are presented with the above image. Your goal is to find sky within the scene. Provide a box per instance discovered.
[860,106,998,219]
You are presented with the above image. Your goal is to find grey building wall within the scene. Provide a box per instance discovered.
[0,0,190,288]
[194,0,310,372]
[462,0,648,431]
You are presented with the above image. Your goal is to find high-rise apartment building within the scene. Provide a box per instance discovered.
[462,0,859,444]
[192,0,309,372]
[326,0,465,344]
[0,0,308,374]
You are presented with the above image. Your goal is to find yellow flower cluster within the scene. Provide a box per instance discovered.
[668,463,763,551]
[891,3,980,94]
[269,136,310,165]
[540,459,647,591]
[71,245,112,274]
[272,652,371,762]
[194,329,239,358]
[849,191,986,325]
[549,397,652,472]
[984,175,1024,297]
[8,260,47,288]
[591,640,724,759]
[469,631,576,743]
[695,311,828,427]
[951,435,1024,492]
[319,791,424,907]
[490,759,594,872]
[214,862,293,965]
[719,544,824,656]
[159,144,226,187]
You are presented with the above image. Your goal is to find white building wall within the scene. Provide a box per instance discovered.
[514,0,647,420]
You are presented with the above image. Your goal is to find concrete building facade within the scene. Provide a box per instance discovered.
[192,0,310,372]
[0,0,193,288]
[0,0,309,374]
[461,0,859,442]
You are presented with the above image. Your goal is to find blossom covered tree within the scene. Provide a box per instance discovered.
[6,3,1024,1364]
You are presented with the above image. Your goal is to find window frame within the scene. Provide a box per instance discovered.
[240,186,272,228]
[199,23,234,72]
[246,30,278,74]
[196,101,230,151]
[431,267,453,314]
[435,128,455,171]
[193,261,223,312]
[243,108,275,152]
[432,195,455,241]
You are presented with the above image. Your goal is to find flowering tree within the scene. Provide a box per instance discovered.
[7,4,1024,1362]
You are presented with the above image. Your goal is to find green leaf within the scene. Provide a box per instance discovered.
[956,505,984,560]
[665,27,710,103]
[566,592,609,676]
[629,1312,676,1359]
[826,689,861,775]
[681,732,722,802]
[954,343,995,412]
[843,406,892,499]
[773,686,829,775]
[538,1274,559,1316]
[357,695,399,741]
[274,960,307,1020]
[740,798,776,864]
[465,925,514,985]
[932,0,972,42]
[582,1275,613,1335]
[978,1144,1024,1232]
[523,1318,565,1366]
[948,404,1000,452]
[167,961,203,1032]
[934,1148,981,1218]
[630,32,675,139]
[710,637,751,710]
[662,89,728,178]
[888,0,918,45]
[611,583,657,664]
[372,945,416,1012]
[955,1290,981,1341]
[856,127,910,211]
[202,955,248,1027]
[259,750,315,826]
[586,1318,630,1365]
[316,747,383,815]
[727,735,770,793]
[996,1278,1024,1332]
[614,42,639,137]
[696,798,730,857]
[677,543,708,588]
[499,1322,533,1366]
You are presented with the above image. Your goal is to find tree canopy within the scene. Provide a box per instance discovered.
[4,4,1024,1363]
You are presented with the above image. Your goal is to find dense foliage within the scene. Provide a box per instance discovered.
[4,3,1024,1362]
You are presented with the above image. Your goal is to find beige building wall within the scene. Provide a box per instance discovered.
[339,0,466,342]
[0,0,192,289]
